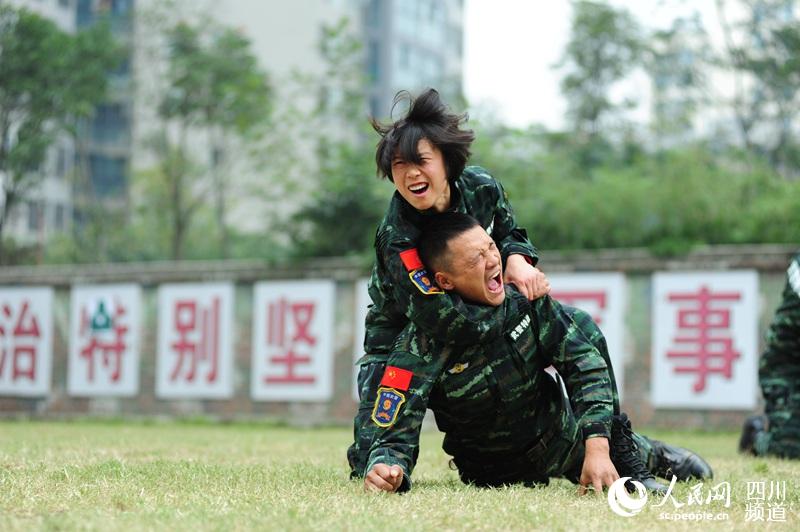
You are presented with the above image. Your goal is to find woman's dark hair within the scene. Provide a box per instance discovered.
[418,212,481,274]
[371,88,475,183]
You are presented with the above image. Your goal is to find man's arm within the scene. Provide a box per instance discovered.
[532,295,614,439]
[529,295,617,491]
[351,324,448,493]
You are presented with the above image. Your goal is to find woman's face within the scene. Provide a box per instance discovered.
[390,138,450,212]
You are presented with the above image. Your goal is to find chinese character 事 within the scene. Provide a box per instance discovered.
[667,285,741,392]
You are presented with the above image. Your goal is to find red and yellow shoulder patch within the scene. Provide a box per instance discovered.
[371,387,406,427]
[398,248,443,295]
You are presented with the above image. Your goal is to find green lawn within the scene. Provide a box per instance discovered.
[0,420,798,531]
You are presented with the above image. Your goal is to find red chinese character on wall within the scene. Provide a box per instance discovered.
[265,298,316,384]
[169,298,220,383]
[78,299,128,383]
[550,290,607,324]
[0,301,40,381]
[666,285,741,392]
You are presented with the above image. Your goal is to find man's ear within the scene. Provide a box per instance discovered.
[434,271,455,290]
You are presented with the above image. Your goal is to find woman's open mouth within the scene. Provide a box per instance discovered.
[408,183,429,196]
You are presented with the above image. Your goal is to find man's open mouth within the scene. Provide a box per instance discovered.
[408,183,429,196]
[487,272,503,293]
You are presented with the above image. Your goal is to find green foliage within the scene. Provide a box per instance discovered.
[717,0,800,176]
[144,14,272,260]
[0,5,120,262]
[472,131,800,253]
[558,1,643,136]
[288,18,388,258]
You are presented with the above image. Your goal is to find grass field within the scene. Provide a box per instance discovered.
[0,420,798,531]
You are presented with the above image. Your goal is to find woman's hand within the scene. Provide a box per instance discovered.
[504,255,550,300]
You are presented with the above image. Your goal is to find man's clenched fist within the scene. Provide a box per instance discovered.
[364,463,404,493]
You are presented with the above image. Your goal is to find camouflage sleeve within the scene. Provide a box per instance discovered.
[352,325,448,492]
[759,253,800,396]
[530,295,614,440]
[491,178,539,266]
[378,235,513,346]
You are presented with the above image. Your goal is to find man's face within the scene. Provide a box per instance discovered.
[433,226,505,306]
[390,138,450,212]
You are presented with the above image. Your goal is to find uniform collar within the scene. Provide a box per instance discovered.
[396,175,466,227]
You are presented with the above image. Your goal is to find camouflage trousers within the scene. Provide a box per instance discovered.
[450,366,653,488]
[348,305,626,482]
[756,360,800,458]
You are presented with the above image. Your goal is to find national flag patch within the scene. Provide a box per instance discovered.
[380,365,413,391]
[409,269,443,295]
[399,248,423,271]
[371,387,406,427]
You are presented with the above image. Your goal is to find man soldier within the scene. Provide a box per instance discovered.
[350,213,712,493]
[350,88,643,485]
[740,250,800,458]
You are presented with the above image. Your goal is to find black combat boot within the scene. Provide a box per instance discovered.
[646,437,714,481]
[738,414,768,455]
[610,413,668,494]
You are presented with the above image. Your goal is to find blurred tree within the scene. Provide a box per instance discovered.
[646,13,711,149]
[150,20,272,260]
[557,1,643,142]
[287,18,386,258]
[0,5,119,263]
[715,0,800,176]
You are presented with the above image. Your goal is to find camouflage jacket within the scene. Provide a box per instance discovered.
[761,251,800,385]
[364,166,538,355]
[354,288,613,491]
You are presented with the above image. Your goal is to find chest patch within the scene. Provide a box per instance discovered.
[510,314,531,341]
[371,387,406,427]
[447,362,470,375]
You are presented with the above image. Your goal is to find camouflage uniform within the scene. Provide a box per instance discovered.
[348,288,654,491]
[756,251,800,458]
[348,167,621,478]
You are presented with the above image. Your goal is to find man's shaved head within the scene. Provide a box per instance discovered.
[418,213,482,275]
[418,213,506,306]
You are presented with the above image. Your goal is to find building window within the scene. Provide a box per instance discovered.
[89,155,127,197]
[54,203,66,231]
[27,201,43,232]
[56,145,68,178]
[92,103,129,145]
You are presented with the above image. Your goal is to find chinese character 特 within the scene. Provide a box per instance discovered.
[79,299,128,383]
[666,286,741,392]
